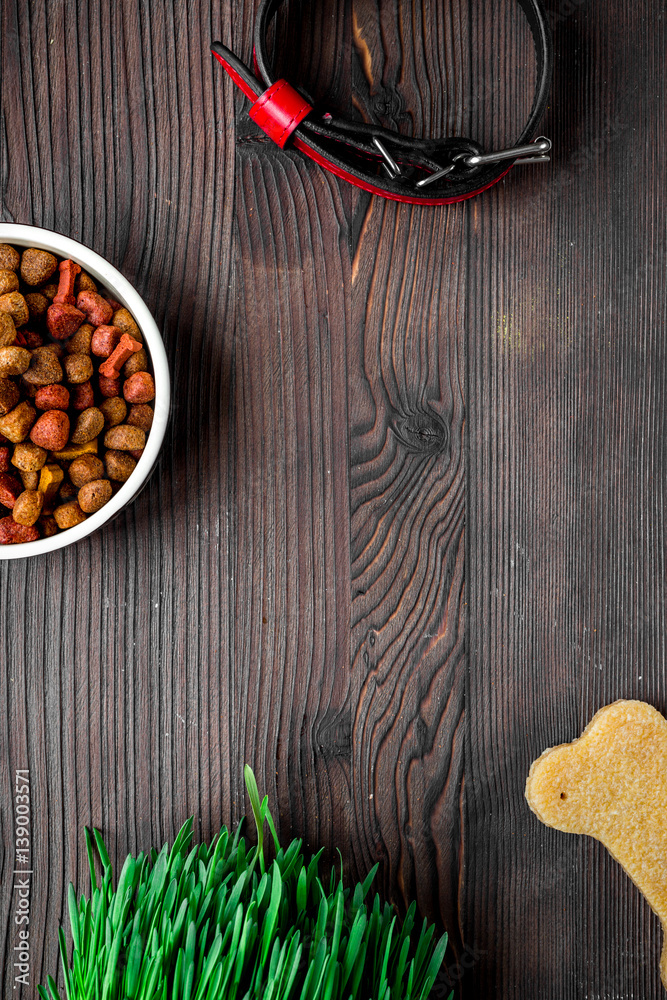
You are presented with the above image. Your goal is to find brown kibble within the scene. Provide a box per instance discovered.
[104,449,137,482]
[40,282,58,301]
[69,454,104,487]
[123,371,155,403]
[0,401,37,443]
[111,307,142,341]
[0,313,17,346]
[35,384,70,410]
[20,249,58,286]
[37,463,64,504]
[104,424,145,451]
[122,346,148,378]
[41,342,64,357]
[98,374,121,398]
[63,353,93,384]
[53,259,81,306]
[12,490,43,526]
[0,515,39,543]
[23,346,64,386]
[0,270,19,295]
[100,396,127,428]
[66,322,93,355]
[30,410,70,451]
[71,407,105,444]
[46,302,85,340]
[91,325,122,358]
[0,447,9,472]
[126,403,153,433]
[129,449,144,462]
[76,291,113,327]
[25,292,49,321]
[0,472,23,508]
[11,442,47,471]
[0,379,20,416]
[53,501,86,529]
[0,291,29,327]
[38,514,58,537]
[74,272,97,294]
[20,470,39,490]
[78,478,112,513]
[70,381,94,411]
[0,346,31,377]
[0,245,20,271]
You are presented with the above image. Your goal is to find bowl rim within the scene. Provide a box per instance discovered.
[0,223,170,559]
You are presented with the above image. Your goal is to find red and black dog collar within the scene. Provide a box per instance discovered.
[212,0,552,206]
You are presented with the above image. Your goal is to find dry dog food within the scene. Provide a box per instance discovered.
[526,699,667,988]
[0,243,155,543]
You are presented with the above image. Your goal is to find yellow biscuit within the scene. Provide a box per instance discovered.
[526,700,667,987]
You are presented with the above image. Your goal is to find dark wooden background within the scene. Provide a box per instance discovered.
[1,0,666,996]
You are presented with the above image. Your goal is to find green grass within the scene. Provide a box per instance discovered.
[39,766,451,1000]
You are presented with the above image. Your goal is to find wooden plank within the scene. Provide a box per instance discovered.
[465,0,667,995]
[0,0,238,992]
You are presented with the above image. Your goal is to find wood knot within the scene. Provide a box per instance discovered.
[391,410,449,456]
[316,710,351,761]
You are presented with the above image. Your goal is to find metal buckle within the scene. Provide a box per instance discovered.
[415,137,552,188]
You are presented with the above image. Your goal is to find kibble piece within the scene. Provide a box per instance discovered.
[0,379,20,416]
[123,371,155,403]
[20,329,44,349]
[38,514,58,537]
[0,270,19,295]
[100,396,127,428]
[63,353,93,384]
[111,307,142,341]
[35,384,70,410]
[66,322,93,355]
[105,449,137,482]
[104,424,145,451]
[11,442,47,471]
[12,490,43,526]
[0,472,23,508]
[0,292,29,328]
[53,501,86,529]
[25,292,49,321]
[91,325,122,358]
[0,447,9,472]
[46,302,85,340]
[20,248,58,286]
[0,515,39,543]
[99,334,142,379]
[23,347,63,386]
[0,244,20,271]
[75,272,97,293]
[122,346,148,378]
[53,260,80,306]
[78,478,112,513]
[0,313,16,347]
[98,374,121,398]
[30,410,70,451]
[69,454,104,487]
[41,342,64,357]
[40,282,58,301]
[76,291,113,327]
[58,480,78,502]
[70,381,94,412]
[0,401,36,443]
[37,463,64,505]
[52,439,98,461]
[0,346,31,377]
[71,406,105,444]
[20,470,39,490]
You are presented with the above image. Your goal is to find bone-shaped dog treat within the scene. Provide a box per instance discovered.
[526,699,667,988]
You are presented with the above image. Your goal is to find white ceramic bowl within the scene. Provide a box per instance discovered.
[0,224,170,559]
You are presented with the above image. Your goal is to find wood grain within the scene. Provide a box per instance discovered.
[1,0,667,998]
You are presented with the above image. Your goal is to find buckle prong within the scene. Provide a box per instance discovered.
[373,137,402,178]
[415,137,552,189]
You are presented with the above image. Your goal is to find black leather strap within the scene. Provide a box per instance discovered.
[214,0,552,203]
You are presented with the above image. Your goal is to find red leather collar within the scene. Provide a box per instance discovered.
[212,0,552,205]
